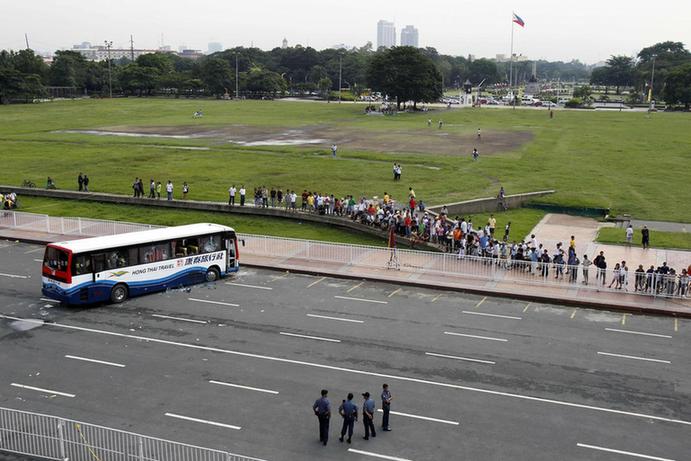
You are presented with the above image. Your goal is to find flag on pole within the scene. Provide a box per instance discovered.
[512,12,525,28]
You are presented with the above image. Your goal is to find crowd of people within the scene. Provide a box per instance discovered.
[0,191,18,210]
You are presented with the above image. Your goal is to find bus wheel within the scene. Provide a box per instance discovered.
[205,267,220,283]
[110,284,129,303]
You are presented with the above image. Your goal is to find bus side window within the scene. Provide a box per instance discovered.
[92,254,105,273]
[128,248,139,266]
[73,254,92,275]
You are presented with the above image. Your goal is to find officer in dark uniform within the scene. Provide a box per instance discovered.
[362,392,376,440]
[381,383,392,431]
[313,389,331,446]
[338,393,358,443]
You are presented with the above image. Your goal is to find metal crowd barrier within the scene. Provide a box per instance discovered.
[0,406,265,461]
[0,211,687,300]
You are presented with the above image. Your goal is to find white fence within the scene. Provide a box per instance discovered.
[0,406,264,461]
[1,211,687,300]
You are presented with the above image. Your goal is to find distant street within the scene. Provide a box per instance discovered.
[1,240,689,461]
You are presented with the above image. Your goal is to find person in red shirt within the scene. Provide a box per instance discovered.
[409,197,416,213]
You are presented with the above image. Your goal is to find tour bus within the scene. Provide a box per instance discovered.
[41,223,239,305]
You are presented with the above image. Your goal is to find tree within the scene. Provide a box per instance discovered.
[367,46,442,109]
[246,68,286,96]
[50,50,89,88]
[603,55,635,94]
[468,58,500,85]
[0,68,24,103]
[573,85,592,100]
[663,63,691,110]
[317,77,332,99]
[635,41,691,96]
[199,57,233,97]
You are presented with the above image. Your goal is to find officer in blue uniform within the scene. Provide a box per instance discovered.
[362,392,376,440]
[313,389,331,446]
[338,393,358,443]
[381,383,392,431]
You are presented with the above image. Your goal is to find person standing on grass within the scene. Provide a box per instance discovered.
[331,144,338,158]
[156,181,162,199]
[166,180,173,201]
[82,174,89,192]
[182,182,189,200]
[625,224,634,244]
[149,179,156,198]
[641,226,650,249]
[239,185,246,206]
[132,177,139,197]
[477,128,481,142]
[78,172,84,192]
[228,185,236,205]
[472,148,479,161]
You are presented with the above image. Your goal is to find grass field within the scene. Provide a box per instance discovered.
[597,227,691,250]
[2,98,690,232]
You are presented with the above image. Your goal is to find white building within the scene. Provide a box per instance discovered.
[400,25,419,47]
[377,20,396,49]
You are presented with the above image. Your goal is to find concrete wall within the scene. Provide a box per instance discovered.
[2,186,442,251]
[427,190,555,216]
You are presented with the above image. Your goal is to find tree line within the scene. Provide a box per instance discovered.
[590,41,691,108]
[1,41,688,108]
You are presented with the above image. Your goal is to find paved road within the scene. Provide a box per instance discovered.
[1,239,690,461]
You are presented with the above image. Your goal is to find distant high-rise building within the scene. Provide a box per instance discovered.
[207,42,223,54]
[400,25,419,47]
[282,38,288,49]
[377,20,396,49]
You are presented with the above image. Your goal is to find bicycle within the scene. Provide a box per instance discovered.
[21,179,36,188]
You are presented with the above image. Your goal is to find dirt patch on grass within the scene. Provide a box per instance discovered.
[67,124,533,156]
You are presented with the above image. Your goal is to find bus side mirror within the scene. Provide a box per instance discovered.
[241,239,246,247]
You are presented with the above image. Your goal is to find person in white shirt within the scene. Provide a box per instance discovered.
[165,181,173,201]
[239,186,246,206]
[625,224,634,244]
[228,185,236,205]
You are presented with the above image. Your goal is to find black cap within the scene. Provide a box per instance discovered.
[362,392,370,398]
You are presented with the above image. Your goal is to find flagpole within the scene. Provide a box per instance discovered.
[510,14,515,108]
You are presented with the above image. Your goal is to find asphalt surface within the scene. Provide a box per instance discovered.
[0,239,690,461]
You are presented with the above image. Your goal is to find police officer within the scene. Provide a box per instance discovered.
[338,393,358,443]
[312,389,331,446]
[362,392,376,440]
[381,383,392,431]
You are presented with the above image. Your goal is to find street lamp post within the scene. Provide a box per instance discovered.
[648,54,657,112]
[104,40,113,98]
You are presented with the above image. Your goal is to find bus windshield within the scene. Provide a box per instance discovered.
[43,246,71,282]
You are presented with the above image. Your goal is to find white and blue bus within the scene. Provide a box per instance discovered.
[42,223,240,305]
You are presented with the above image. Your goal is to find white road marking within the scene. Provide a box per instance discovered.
[597,352,670,364]
[279,331,341,343]
[462,311,522,320]
[347,281,363,293]
[376,409,459,425]
[604,328,672,339]
[34,258,44,262]
[11,383,75,398]
[151,314,207,324]
[307,313,364,324]
[164,413,241,430]
[443,331,508,342]
[4,315,689,427]
[577,443,676,461]
[425,352,496,365]
[188,298,239,307]
[65,355,125,368]
[23,247,45,254]
[209,380,279,395]
[388,288,402,298]
[0,243,14,249]
[335,295,388,305]
[0,272,28,279]
[307,276,326,288]
[40,297,58,303]
[225,282,272,290]
[347,449,413,461]
[474,296,487,308]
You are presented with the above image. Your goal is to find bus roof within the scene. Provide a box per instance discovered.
[49,223,235,254]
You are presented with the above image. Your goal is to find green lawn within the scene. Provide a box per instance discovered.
[597,227,691,250]
[2,98,690,224]
[18,196,386,246]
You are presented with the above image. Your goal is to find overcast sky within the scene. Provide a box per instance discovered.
[2,0,689,63]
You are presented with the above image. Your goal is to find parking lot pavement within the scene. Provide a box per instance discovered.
[1,241,690,460]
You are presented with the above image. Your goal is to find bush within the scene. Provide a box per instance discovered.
[565,98,583,108]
